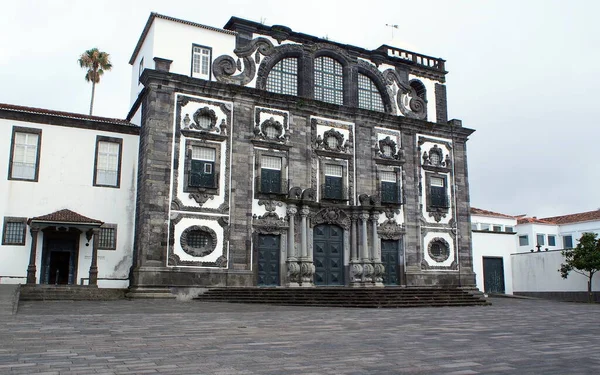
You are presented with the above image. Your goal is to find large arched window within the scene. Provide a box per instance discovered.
[314,56,343,105]
[266,58,298,96]
[358,74,384,112]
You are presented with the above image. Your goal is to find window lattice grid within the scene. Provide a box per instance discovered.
[192,146,216,161]
[430,177,444,187]
[11,132,39,179]
[266,58,298,96]
[380,171,397,182]
[193,47,210,76]
[261,155,282,170]
[324,164,343,177]
[188,230,209,248]
[98,227,116,249]
[3,221,25,244]
[96,141,120,186]
[357,74,384,112]
[314,56,343,105]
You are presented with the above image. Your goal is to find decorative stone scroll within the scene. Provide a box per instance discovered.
[213,37,276,86]
[383,69,427,120]
[310,208,350,231]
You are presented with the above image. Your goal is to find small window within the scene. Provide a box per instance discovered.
[266,58,298,96]
[314,56,343,105]
[380,171,400,204]
[429,176,448,208]
[323,164,344,199]
[428,238,450,262]
[357,74,384,112]
[138,57,144,83]
[519,235,529,246]
[2,217,27,246]
[192,45,211,80]
[505,226,514,233]
[563,235,573,249]
[548,235,556,247]
[98,224,117,250]
[493,225,502,232]
[536,234,545,246]
[471,223,478,231]
[480,224,490,231]
[260,155,283,194]
[9,127,42,181]
[190,146,216,188]
[94,137,122,188]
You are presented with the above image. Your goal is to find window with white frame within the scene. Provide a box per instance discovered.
[505,226,514,233]
[266,58,298,96]
[323,163,344,199]
[358,74,384,112]
[9,128,41,181]
[380,171,400,204]
[260,155,283,194]
[94,137,122,187]
[138,57,144,83]
[536,234,545,246]
[2,217,27,246]
[192,45,211,80]
[189,146,216,188]
[314,56,343,105]
[548,235,556,247]
[519,235,529,246]
[493,225,502,232]
[563,235,573,249]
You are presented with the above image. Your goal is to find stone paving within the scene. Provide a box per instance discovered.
[0,297,599,374]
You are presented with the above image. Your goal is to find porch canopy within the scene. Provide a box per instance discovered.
[26,209,103,285]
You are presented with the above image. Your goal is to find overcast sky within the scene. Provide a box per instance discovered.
[1,0,598,218]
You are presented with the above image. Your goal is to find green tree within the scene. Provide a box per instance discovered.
[78,48,112,115]
[559,232,600,303]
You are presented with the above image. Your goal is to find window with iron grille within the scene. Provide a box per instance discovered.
[380,171,400,204]
[266,58,297,96]
[10,128,41,181]
[192,45,211,79]
[324,164,344,199]
[358,74,384,112]
[2,217,27,245]
[95,139,121,187]
[98,225,117,250]
[190,146,216,188]
[314,56,343,105]
[260,155,282,194]
[187,230,209,248]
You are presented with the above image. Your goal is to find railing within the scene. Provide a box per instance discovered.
[382,45,446,72]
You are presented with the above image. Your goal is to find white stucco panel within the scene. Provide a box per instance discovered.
[172,216,225,265]
[423,232,455,268]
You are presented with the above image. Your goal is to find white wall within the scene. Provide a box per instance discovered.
[512,250,600,293]
[0,118,138,288]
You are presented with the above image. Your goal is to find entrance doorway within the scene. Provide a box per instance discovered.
[313,224,344,286]
[41,232,79,285]
[257,234,280,286]
[483,257,505,294]
[381,239,399,285]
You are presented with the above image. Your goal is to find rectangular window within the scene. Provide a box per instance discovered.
[536,234,545,246]
[380,171,400,204]
[429,176,448,208]
[493,225,502,232]
[324,164,344,199]
[94,136,122,188]
[548,235,556,247]
[98,224,117,250]
[471,223,478,231]
[563,235,573,249]
[2,217,27,245]
[479,224,490,231]
[505,226,514,233]
[519,235,529,246]
[260,155,282,194]
[9,127,42,181]
[192,45,211,80]
[138,57,144,83]
[190,146,216,188]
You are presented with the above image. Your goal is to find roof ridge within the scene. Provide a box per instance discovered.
[0,102,132,126]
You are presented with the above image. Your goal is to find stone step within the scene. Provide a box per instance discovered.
[19,285,126,301]
[0,284,20,315]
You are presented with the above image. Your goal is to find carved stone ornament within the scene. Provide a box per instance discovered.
[189,193,214,206]
[427,237,451,263]
[181,107,220,133]
[377,136,398,159]
[428,208,447,223]
[253,200,287,234]
[288,186,303,200]
[270,25,292,44]
[423,145,445,167]
[213,37,276,86]
[383,69,426,120]
[378,214,403,240]
[255,117,286,141]
[310,208,350,230]
[180,225,218,258]
[316,128,346,152]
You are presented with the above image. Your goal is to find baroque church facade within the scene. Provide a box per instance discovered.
[0,13,476,292]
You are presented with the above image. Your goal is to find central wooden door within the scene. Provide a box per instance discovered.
[313,224,344,286]
[381,239,399,286]
[257,234,280,286]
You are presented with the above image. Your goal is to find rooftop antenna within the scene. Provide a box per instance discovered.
[386,24,399,39]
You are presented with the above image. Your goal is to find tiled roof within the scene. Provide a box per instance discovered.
[517,217,555,225]
[29,209,103,225]
[470,207,515,219]
[0,103,133,126]
[541,210,600,225]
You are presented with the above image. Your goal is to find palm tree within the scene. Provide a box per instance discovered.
[78,48,112,115]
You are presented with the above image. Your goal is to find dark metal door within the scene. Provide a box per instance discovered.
[313,224,344,286]
[257,234,280,286]
[381,240,399,285]
[42,238,76,285]
[483,257,505,294]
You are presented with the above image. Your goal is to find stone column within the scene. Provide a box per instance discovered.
[359,211,373,285]
[286,205,300,287]
[299,206,314,286]
[349,212,362,286]
[26,227,40,285]
[88,228,100,287]
[371,211,384,286]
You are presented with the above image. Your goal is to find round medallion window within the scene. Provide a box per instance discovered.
[180,225,217,257]
[428,238,450,262]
